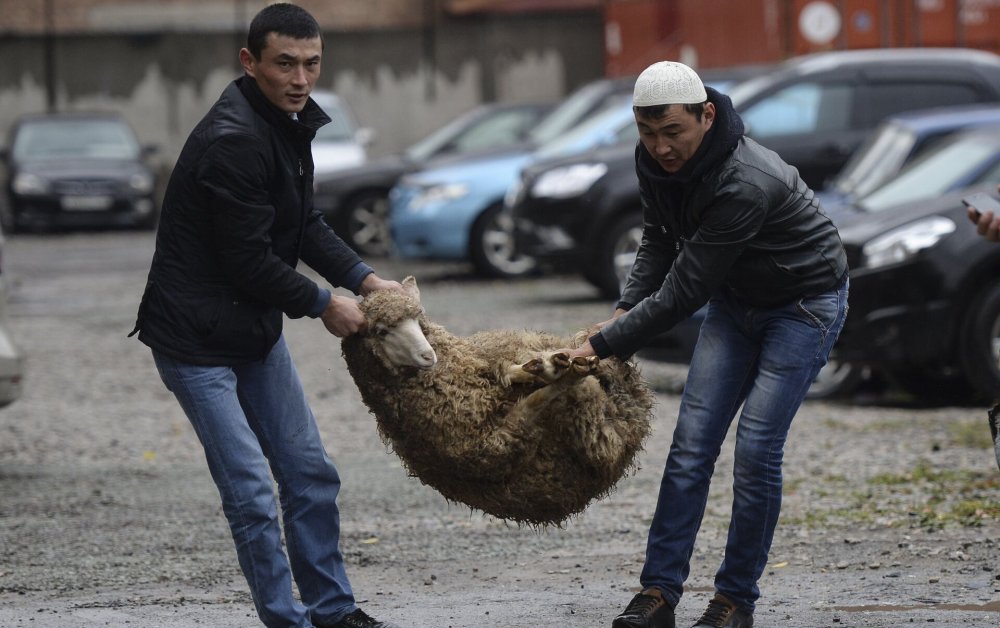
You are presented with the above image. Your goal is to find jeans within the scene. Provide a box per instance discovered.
[640,278,848,612]
[153,336,355,628]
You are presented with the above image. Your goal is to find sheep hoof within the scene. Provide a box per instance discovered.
[570,355,599,376]
[520,352,581,383]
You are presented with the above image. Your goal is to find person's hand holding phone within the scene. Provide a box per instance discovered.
[964,187,1000,243]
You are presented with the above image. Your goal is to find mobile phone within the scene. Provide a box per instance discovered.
[962,192,1000,216]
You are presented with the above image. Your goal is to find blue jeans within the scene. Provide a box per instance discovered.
[640,279,848,612]
[153,336,356,628]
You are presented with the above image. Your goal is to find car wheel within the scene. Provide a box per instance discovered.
[959,281,1000,402]
[334,190,392,258]
[470,203,537,278]
[805,357,863,399]
[584,212,642,300]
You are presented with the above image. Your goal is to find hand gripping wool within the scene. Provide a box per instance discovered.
[633,61,707,107]
[341,277,654,526]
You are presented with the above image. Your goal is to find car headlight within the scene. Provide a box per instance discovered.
[12,172,49,195]
[861,216,955,269]
[129,173,155,194]
[409,183,469,211]
[530,163,608,199]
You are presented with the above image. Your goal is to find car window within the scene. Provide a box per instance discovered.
[859,135,1000,212]
[832,123,918,198]
[528,82,625,145]
[436,109,544,154]
[972,159,1000,185]
[867,83,983,122]
[12,119,140,161]
[741,82,852,138]
[314,105,358,142]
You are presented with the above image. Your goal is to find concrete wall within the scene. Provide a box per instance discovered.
[0,12,605,176]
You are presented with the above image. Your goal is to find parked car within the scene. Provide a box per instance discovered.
[818,103,1000,210]
[0,112,159,232]
[310,90,375,177]
[0,224,24,408]
[835,181,1000,402]
[730,47,1000,190]
[313,101,552,257]
[389,76,637,277]
[514,49,1000,299]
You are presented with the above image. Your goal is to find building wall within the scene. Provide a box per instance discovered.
[0,10,605,175]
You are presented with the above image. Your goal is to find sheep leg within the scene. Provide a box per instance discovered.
[512,352,599,384]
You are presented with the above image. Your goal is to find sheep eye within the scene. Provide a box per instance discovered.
[373,326,389,337]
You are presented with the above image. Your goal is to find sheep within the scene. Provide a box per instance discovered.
[341,276,654,526]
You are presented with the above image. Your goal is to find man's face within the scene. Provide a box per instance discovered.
[239,33,322,114]
[635,102,715,173]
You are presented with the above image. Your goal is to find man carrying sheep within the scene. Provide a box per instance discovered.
[565,62,849,628]
[130,4,402,627]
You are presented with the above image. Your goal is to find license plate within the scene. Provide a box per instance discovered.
[61,195,113,211]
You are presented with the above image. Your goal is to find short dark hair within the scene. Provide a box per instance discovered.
[634,102,707,122]
[246,3,323,60]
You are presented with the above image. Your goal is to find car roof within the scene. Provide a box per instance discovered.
[882,102,1000,132]
[782,47,1000,73]
[14,110,130,124]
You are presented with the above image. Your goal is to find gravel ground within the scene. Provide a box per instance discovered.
[0,231,998,627]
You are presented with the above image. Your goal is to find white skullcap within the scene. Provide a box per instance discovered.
[632,61,707,107]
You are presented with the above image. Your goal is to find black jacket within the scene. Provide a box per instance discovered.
[132,77,372,365]
[591,87,848,360]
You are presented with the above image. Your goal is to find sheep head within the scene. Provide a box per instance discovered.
[357,276,437,371]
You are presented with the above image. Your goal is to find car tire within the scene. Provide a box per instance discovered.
[959,281,1000,402]
[469,203,537,278]
[805,357,863,399]
[331,190,392,258]
[584,212,643,300]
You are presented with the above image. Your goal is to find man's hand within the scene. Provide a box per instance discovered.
[967,184,1000,243]
[359,273,404,297]
[564,308,629,359]
[320,295,367,337]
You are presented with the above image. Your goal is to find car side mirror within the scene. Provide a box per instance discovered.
[141,144,159,157]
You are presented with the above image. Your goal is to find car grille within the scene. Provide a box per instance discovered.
[52,179,119,195]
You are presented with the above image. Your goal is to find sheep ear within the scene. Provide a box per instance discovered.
[402,275,420,300]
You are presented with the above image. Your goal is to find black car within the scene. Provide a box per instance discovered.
[514,49,1000,299]
[0,111,159,231]
[313,101,552,257]
[835,182,1000,402]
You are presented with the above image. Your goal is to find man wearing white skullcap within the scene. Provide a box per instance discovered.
[564,61,850,628]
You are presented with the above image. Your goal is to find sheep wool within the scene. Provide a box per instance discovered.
[341,277,654,526]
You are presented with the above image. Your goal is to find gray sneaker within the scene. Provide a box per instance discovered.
[691,593,753,628]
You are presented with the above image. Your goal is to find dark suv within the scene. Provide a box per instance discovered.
[512,48,1000,299]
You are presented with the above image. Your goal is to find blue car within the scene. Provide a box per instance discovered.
[389,78,637,277]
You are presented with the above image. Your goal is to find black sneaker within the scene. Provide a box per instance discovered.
[612,588,675,628]
[691,593,753,628]
[323,608,401,628]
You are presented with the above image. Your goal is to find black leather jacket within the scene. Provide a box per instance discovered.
[591,88,848,360]
[132,77,372,365]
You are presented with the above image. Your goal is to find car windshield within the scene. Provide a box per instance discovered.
[527,81,620,145]
[405,106,543,161]
[858,134,1000,212]
[532,97,634,161]
[12,118,140,161]
[831,123,918,199]
[314,106,357,142]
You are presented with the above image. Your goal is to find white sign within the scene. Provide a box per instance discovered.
[799,1,842,45]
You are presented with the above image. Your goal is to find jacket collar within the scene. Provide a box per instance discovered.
[236,75,331,141]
